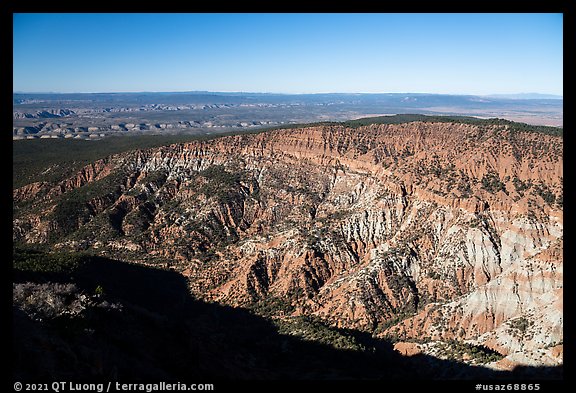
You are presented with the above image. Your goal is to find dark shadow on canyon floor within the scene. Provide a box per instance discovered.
[13,255,563,382]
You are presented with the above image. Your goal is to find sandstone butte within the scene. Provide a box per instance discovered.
[13,121,563,371]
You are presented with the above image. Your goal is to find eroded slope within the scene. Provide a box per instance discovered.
[13,121,563,371]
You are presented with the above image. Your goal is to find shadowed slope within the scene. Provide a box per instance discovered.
[13,253,562,380]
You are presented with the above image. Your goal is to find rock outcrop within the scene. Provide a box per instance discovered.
[13,121,563,371]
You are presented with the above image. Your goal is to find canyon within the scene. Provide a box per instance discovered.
[13,117,563,377]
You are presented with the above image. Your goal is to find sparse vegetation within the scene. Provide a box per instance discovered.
[508,316,533,335]
[250,296,295,317]
[140,170,168,186]
[199,165,242,203]
[336,114,562,137]
[94,285,105,296]
[436,339,504,364]
[457,172,473,198]
[45,169,128,240]
[512,176,531,195]
[13,244,90,274]
[532,182,556,205]
[481,171,506,194]
[276,315,368,352]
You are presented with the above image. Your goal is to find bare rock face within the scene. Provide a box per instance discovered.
[13,121,563,371]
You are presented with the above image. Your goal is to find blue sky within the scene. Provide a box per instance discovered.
[13,13,563,95]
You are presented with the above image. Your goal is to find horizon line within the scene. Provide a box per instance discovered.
[12,90,564,98]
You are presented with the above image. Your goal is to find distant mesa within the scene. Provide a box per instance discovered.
[486,93,563,100]
[13,108,76,119]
